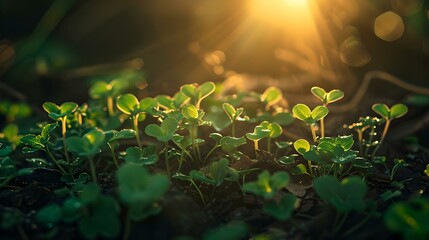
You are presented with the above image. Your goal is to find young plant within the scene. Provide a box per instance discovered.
[313,175,368,234]
[20,123,66,174]
[181,104,209,162]
[124,145,158,165]
[371,103,408,158]
[189,158,239,187]
[246,121,282,153]
[292,104,329,142]
[311,87,344,138]
[145,117,179,175]
[66,129,105,183]
[89,80,126,116]
[43,102,79,163]
[222,103,248,137]
[116,94,157,148]
[36,183,121,239]
[260,86,283,111]
[104,129,136,168]
[243,170,296,221]
[117,164,170,239]
[204,133,247,163]
[180,81,216,109]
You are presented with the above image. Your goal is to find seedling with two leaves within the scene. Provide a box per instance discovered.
[180,81,215,109]
[222,103,249,137]
[246,121,282,154]
[311,87,344,138]
[89,80,127,116]
[243,170,297,221]
[104,129,136,168]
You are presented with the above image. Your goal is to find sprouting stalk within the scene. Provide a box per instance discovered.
[371,120,390,159]
[307,160,314,177]
[107,143,119,169]
[164,141,170,176]
[310,125,317,142]
[60,116,71,163]
[320,117,325,139]
[190,179,206,205]
[177,148,185,173]
[333,212,349,235]
[231,122,236,137]
[45,145,67,174]
[267,137,272,153]
[203,144,220,165]
[132,115,142,148]
[357,130,363,156]
[107,96,114,116]
[89,157,97,183]
[364,126,376,157]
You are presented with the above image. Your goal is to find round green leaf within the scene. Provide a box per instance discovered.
[138,97,157,112]
[372,104,390,119]
[182,104,198,119]
[292,104,311,121]
[390,104,408,119]
[311,106,329,121]
[269,122,282,138]
[311,87,326,102]
[326,89,344,103]
[294,139,310,155]
[60,102,78,115]
[199,81,216,100]
[116,94,139,115]
[180,84,197,99]
[42,102,59,114]
[261,86,282,106]
[161,117,178,135]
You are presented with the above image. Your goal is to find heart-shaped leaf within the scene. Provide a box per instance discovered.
[372,104,390,119]
[182,104,199,119]
[116,94,139,115]
[292,104,311,121]
[311,87,326,102]
[390,104,408,119]
[294,139,310,155]
[261,86,282,109]
[314,176,367,212]
[199,82,216,100]
[311,106,329,121]
[124,146,158,165]
[326,89,344,103]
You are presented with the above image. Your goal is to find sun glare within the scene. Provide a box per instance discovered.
[247,0,314,33]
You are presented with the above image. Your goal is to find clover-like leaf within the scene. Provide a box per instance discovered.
[292,104,311,121]
[220,136,246,152]
[182,104,199,119]
[261,86,282,110]
[116,94,139,115]
[294,139,310,155]
[314,176,367,212]
[66,129,105,157]
[326,89,344,103]
[262,193,297,221]
[243,170,289,199]
[145,117,178,142]
[124,146,158,165]
[372,104,390,119]
[43,102,78,120]
[390,104,408,119]
[311,106,329,121]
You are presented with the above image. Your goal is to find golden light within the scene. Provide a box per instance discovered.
[374,11,404,42]
[247,0,315,34]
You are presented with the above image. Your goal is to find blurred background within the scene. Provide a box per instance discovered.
[1,0,429,105]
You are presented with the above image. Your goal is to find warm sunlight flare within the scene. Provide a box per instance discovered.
[247,0,315,34]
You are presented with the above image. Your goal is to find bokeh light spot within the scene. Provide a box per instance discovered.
[340,36,371,67]
[374,11,404,42]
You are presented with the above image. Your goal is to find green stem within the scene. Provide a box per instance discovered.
[177,148,185,173]
[45,145,67,174]
[307,160,314,177]
[61,117,71,163]
[133,116,142,148]
[164,141,170,176]
[364,126,376,157]
[107,96,114,116]
[89,157,97,183]
[203,145,220,165]
[267,137,271,153]
[108,143,119,169]
[357,130,363,156]
[191,179,206,205]
[371,120,390,159]
[231,121,236,137]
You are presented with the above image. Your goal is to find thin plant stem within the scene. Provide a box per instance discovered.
[133,116,142,148]
[190,126,198,161]
[371,120,390,159]
[267,137,271,153]
[333,212,349,234]
[61,117,71,163]
[177,148,185,173]
[108,143,119,169]
[310,125,317,142]
[107,96,114,116]
[364,126,376,157]
[191,179,206,205]
[164,141,170,176]
[203,145,220,165]
[231,122,236,137]
[45,145,67,174]
[357,130,363,156]
[320,118,325,139]
[307,160,314,177]
[89,157,97,183]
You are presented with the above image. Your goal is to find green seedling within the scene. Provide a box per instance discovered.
[180,81,216,109]
[347,116,383,157]
[145,117,178,175]
[181,104,209,162]
[311,87,344,138]
[124,145,158,165]
[43,102,79,163]
[104,129,136,168]
[314,175,367,212]
[246,121,282,153]
[20,123,66,174]
[0,101,31,122]
[204,133,247,163]
[66,129,105,183]
[294,135,358,177]
[262,193,297,221]
[36,183,121,239]
[314,175,368,234]
[222,103,249,137]
[117,164,170,239]
[371,103,408,158]
[384,197,429,240]
[89,80,127,116]
[243,170,289,199]
[260,86,283,111]
[157,91,190,111]
[116,94,157,148]
[1,124,21,149]
[292,104,329,142]
[190,158,238,187]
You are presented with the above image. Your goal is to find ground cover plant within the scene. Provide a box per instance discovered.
[1,80,429,240]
